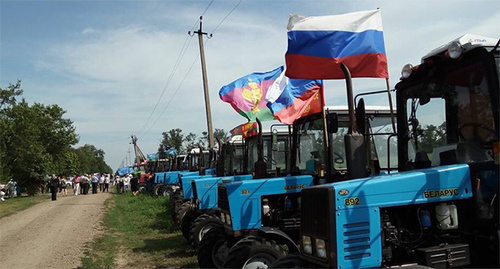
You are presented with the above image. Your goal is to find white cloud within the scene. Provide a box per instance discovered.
[11,0,500,170]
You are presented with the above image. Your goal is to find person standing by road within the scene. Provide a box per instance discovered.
[73,174,80,196]
[81,174,90,195]
[131,174,139,196]
[60,177,67,197]
[49,174,59,201]
[91,174,98,194]
[99,173,105,192]
[103,174,110,192]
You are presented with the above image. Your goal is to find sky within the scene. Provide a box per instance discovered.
[1,0,499,171]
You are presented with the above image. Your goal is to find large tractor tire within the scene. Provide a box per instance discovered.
[189,213,224,249]
[159,185,174,197]
[180,208,199,241]
[223,236,286,269]
[269,253,308,269]
[152,184,162,196]
[137,183,148,194]
[198,227,234,269]
[169,190,183,222]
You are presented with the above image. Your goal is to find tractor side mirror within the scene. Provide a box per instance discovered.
[327,113,338,133]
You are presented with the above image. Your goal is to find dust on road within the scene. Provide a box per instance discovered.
[0,192,111,269]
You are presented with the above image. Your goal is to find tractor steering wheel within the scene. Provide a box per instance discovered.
[458,122,497,147]
[333,152,345,164]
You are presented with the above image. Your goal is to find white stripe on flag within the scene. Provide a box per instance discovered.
[287,9,383,32]
[265,69,288,103]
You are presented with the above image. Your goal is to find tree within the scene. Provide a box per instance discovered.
[159,128,184,153]
[418,124,446,153]
[0,81,111,194]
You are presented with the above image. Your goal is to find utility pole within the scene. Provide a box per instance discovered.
[189,16,215,149]
[127,148,132,167]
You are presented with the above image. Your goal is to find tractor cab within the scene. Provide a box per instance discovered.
[292,105,398,185]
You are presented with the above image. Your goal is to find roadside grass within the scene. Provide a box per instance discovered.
[0,193,50,219]
[80,192,197,269]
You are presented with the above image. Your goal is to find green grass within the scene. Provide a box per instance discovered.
[0,193,50,219]
[79,192,197,269]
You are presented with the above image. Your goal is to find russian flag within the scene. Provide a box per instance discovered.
[285,9,388,79]
[266,69,324,124]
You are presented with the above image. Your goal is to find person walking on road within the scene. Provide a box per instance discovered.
[81,174,90,195]
[49,174,59,201]
[91,174,98,194]
[73,175,80,196]
[60,177,68,197]
[99,173,105,192]
[103,174,110,192]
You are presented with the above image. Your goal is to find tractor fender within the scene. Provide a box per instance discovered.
[256,227,299,253]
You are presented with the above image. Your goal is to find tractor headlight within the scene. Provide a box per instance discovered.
[401,64,413,79]
[315,239,327,258]
[302,235,312,254]
[447,41,463,59]
[226,213,232,225]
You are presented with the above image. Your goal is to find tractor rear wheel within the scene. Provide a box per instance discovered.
[137,183,148,194]
[152,184,162,196]
[169,190,183,221]
[223,236,286,269]
[198,227,233,269]
[159,185,174,197]
[189,213,223,249]
[180,209,198,241]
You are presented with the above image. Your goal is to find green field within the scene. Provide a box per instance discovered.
[80,193,197,269]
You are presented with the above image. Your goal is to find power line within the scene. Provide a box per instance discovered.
[211,0,244,34]
[139,0,245,138]
[138,1,216,138]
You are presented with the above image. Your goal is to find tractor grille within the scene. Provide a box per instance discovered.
[282,218,301,229]
[342,221,371,261]
[218,185,230,212]
[301,186,333,238]
[191,181,198,199]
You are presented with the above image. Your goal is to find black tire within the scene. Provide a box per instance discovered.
[152,184,162,196]
[189,213,224,249]
[224,236,287,269]
[169,191,183,222]
[269,253,307,269]
[159,185,174,197]
[176,200,194,227]
[180,209,199,241]
[198,227,234,269]
[137,183,148,194]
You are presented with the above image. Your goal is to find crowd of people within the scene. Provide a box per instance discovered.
[45,173,125,201]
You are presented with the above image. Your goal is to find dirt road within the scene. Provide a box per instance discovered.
[0,192,111,269]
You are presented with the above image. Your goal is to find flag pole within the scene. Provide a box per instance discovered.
[385,78,396,133]
[320,85,330,180]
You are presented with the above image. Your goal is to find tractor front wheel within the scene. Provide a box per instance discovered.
[189,213,223,249]
[137,183,148,194]
[198,227,233,269]
[223,236,286,269]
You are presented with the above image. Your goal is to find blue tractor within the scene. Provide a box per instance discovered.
[181,125,293,248]
[197,105,397,268]
[175,124,292,244]
[272,34,499,269]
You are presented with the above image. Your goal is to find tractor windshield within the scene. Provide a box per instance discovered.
[397,48,499,168]
[294,115,327,175]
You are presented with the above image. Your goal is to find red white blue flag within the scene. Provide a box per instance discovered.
[266,69,324,124]
[285,9,388,79]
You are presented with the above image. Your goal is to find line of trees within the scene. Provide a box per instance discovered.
[157,128,227,155]
[0,81,112,195]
